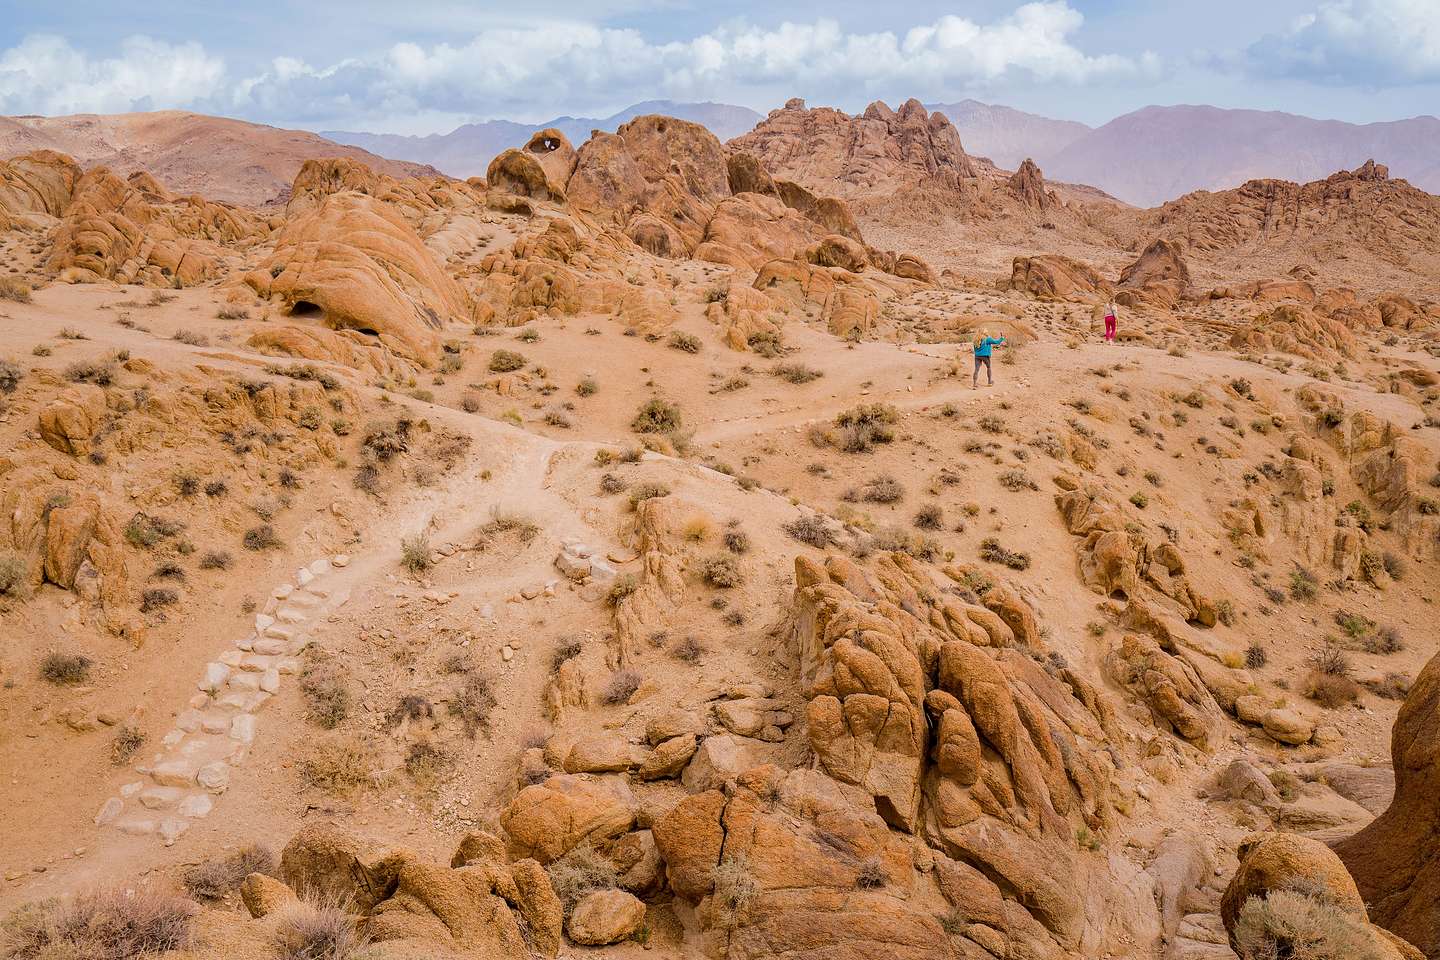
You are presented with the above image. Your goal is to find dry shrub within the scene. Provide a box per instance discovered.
[403,740,453,784]
[476,507,539,548]
[489,349,527,372]
[299,735,372,795]
[299,655,350,729]
[400,532,432,574]
[602,669,641,705]
[0,277,33,303]
[40,652,93,685]
[682,515,715,543]
[2,886,196,960]
[783,515,832,548]
[0,359,24,395]
[549,638,583,673]
[1232,889,1387,960]
[449,674,496,737]
[631,397,683,434]
[858,475,903,503]
[855,857,886,889]
[545,846,617,917]
[710,857,758,919]
[698,553,742,588]
[109,726,146,766]
[980,537,1030,571]
[182,844,276,901]
[1362,672,1411,700]
[269,899,371,960]
[670,636,704,662]
[627,482,671,509]
[1302,670,1360,709]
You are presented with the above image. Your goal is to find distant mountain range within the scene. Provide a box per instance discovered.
[926,99,1091,172]
[325,101,765,180]
[1035,105,1440,206]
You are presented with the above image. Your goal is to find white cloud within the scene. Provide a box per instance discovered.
[1245,0,1440,85]
[0,34,225,115]
[0,4,1158,131]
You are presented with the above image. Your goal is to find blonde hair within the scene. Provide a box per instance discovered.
[973,327,989,347]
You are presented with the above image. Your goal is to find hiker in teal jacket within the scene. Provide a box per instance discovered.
[971,330,1006,388]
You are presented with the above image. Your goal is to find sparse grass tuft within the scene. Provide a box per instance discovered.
[299,736,372,795]
[400,532,432,574]
[269,899,371,960]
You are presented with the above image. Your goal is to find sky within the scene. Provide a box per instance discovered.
[2,0,1438,135]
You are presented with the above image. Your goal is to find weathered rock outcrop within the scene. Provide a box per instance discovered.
[47,167,265,286]
[275,823,564,956]
[1223,833,1423,960]
[0,150,81,222]
[1009,254,1113,301]
[654,766,957,960]
[1116,238,1190,309]
[1055,486,1215,624]
[1336,649,1440,957]
[1228,305,1358,361]
[788,552,1141,957]
[730,97,977,199]
[244,191,479,361]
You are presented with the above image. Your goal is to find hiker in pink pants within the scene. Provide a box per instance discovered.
[1103,301,1118,343]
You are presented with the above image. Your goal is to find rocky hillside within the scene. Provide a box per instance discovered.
[326,100,764,180]
[0,111,438,207]
[0,99,1439,960]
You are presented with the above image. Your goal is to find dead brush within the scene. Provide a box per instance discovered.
[2,886,196,959]
[269,898,371,960]
[182,844,277,901]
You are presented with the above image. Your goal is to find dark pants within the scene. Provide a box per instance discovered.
[973,354,992,385]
